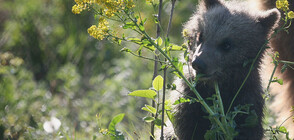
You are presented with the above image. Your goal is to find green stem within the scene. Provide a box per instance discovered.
[279,115,294,128]
[280,60,294,65]
[266,62,278,91]
[214,82,226,121]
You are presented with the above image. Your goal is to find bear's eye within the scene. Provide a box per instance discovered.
[197,32,203,44]
[219,40,231,51]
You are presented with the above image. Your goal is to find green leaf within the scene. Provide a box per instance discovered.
[141,39,155,51]
[171,58,184,79]
[169,44,186,51]
[279,126,288,133]
[277,78,284,85]
[128,90,157,99]
[142,105,156,114]
[154,118,164,127]
[142,18,147,24]
[173,97,191,105]
[156,37,163,46]
[123,22,135,29]
[142,39,151,46]
[171,83,176,90]
[128,38,142,45]
[143,116,155,122]
[108,113,125,135]
[153,75,164,91]
[166,110,175,125]
[164,100,172,110]
[120,47,131,53]
[272,77,284,85]
[139,25,145,31]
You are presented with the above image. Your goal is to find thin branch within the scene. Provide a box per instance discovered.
[166,0,176,37]
[128,51,167,63]
[160,66,167,140]
[160,0,176,139]
[151,0,163,139]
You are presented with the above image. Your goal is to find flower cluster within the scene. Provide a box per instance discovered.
[276,0,289,10]
[87,17,109,40]
[72,0,135,16]
[288,11,294,19]
[276,0,294,19]
[96,0,135,17]
[72,0,96,14]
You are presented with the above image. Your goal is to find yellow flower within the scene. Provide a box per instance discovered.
[95,0,135,17]
[87,17,109,40]
[72,4,83,14]
[182,29,188,37]
[72,0,96,14]
[276,1,282,9]
[99,128,109,135]
[288,11,294,19]
[276,0,289,11]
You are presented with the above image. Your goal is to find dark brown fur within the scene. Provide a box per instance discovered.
[162,0,280,139]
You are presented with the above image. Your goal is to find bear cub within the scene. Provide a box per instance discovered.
[163,0,280,139]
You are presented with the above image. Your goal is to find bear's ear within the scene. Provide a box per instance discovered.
[258,9,281,32]
[203,0,222,9]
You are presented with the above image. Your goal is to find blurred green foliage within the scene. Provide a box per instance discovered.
[0,0,197,139]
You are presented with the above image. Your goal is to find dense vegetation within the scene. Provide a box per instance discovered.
[0,0,197,139]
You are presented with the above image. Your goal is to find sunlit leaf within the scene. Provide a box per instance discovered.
[277,78,283,85]
[143,116,155,122]
[153,75,163,91]
[120,47,131,52]
[156,37,163,46]
[139,25,145,31]
[166,110,175,125]
[173,97,191,105]
[128,90,157,99]
[279,126,288,133]
[128,38,142,44]
[142,105,156,114]
[108,113,125,135]
[123,22,135,29]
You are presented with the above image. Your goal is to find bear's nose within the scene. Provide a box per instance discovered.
[192,59,206,74]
